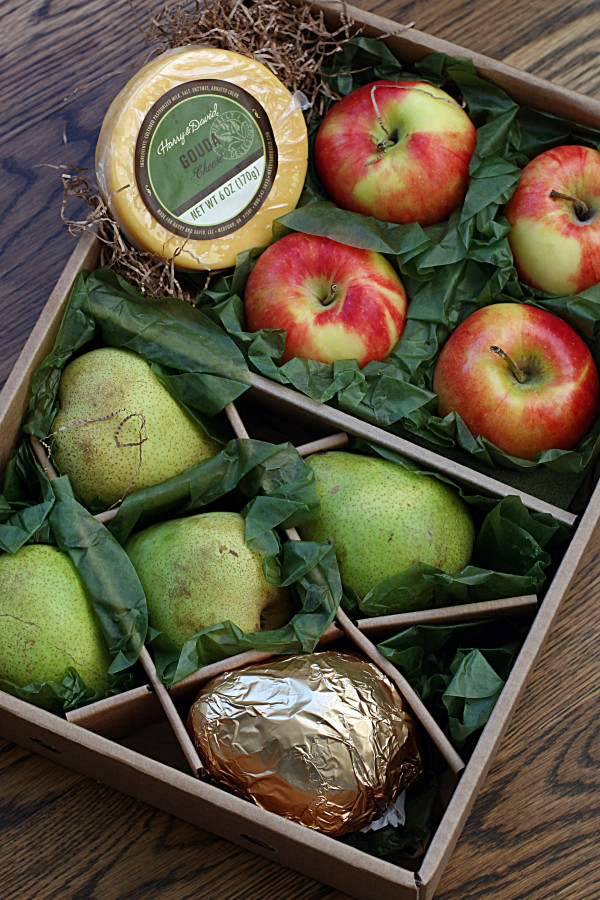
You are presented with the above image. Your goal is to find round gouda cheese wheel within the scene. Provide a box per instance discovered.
[95,46,308,271]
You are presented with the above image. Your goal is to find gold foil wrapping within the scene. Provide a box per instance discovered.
[188,650,423,835]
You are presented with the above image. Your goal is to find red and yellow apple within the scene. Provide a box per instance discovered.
[313,79,477,227]
[243,232,408,367]
[504,145,600,295]
[432,302,599,460]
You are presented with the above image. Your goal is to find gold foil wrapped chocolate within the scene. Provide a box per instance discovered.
[188,650,423,835]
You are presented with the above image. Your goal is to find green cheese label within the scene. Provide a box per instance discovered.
[135,80,278,239]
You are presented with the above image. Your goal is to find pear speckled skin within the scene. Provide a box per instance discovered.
[125,512,292,650]
[299,452,475,598]
[52,347,220,508]
[0,545,110,692]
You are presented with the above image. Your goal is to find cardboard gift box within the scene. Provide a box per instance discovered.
[2,2,600,898]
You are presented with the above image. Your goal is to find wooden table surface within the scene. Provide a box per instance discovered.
[1,1,599,898]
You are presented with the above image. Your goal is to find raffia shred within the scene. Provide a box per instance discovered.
[42,408,148,508]
[59,0,359,302]
[139,0,356,120]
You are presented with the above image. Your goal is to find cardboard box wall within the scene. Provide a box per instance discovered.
[2,3,600,896]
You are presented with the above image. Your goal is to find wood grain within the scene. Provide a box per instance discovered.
[1,1,600,899]
[0,0,164,390]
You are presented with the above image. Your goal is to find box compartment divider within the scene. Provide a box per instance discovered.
[248,375,577,528]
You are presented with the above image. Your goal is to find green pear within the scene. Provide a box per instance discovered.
[298,452,475,597]
[125,511,293,650]
[0,544,110,693]
[51,347,220,507]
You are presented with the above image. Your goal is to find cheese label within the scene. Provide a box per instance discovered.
[135,79,278,239]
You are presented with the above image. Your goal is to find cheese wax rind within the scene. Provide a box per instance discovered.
[95,46,308,271]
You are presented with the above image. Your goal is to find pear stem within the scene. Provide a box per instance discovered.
[550,189,590,220]
[321,283,339,307]
[489,345,528,384]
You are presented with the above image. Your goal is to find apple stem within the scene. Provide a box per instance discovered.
[321,284,339,307]
[489,345,528,384]
[550,189,590,220]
